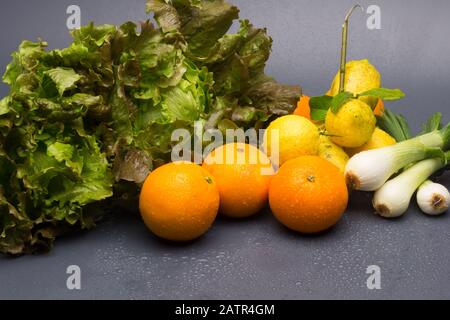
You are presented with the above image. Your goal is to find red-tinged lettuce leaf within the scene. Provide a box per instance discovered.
[147,0,238,57]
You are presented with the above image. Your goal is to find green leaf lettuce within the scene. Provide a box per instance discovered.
[0,0,301,255]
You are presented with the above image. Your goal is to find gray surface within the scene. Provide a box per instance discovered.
[1,0,450,300]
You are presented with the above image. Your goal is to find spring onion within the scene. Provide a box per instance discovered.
[416,180,450,216]
[372,151,450,218]
[345,125,450,191]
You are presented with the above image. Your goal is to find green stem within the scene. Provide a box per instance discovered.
[338,5,364,93]
[445,150,450,163]
[400,158,444,191]
[442,122,450,150]
[414,131,445,148]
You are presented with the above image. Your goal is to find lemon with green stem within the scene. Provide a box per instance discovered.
[324,5,377,148]
[328,59,381,109]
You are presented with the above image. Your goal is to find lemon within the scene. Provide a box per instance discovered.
[325,99,376,148]
[346,127,396,157]
[318,135,349,172]
[263,115,319,166]
[328,59,381,108]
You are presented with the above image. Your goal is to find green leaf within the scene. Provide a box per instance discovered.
[376,108,411,142]
[420,112,442,134]
[162,86,202,121]
[218,119,239,132]
[43,67,82,96]
[305,95,331,121]
[359,88,405,101]
[309,95,332,110]
[425,147,446,163]
[2,41,47,87]
[0,97,10,116]
[47,136,113,205]
[47,142,74,162]
[330,92,354,113]
[71,22,117,47]
[63,94,109,118]
[310,109,328,121]
[146,0,182,33]
[442,122,450,151]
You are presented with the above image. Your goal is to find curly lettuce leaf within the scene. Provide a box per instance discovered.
[0,126,113,254]
[43,67,82,96]
[0,35,115,254]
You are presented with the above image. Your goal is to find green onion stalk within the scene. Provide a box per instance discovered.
[373,150,450,218]
[345,124,450,191]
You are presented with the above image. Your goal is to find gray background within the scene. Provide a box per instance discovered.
[1,0,449,300]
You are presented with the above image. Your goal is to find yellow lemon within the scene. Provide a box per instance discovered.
[328,59,381,108]
[318,135,349,172]
[346,127,396,157]
[263,115,319,166]
[325,99,376,148]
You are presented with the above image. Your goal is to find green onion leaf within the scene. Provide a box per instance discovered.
[442,122,450,150]
[420,112,442,134]
[376,108,411,142]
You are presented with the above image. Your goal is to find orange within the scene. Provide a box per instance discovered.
[374,99,384,116]
[293,95,311,119]
[203,143,274,218]
[139,161,220,241]
[269,156,348,233]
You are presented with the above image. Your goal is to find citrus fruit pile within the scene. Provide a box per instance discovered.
[292,58,398,174]
[137,4,433,243]
[138,53,405,242]
[139,138,350,241]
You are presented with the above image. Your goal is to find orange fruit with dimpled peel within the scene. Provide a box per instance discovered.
[139,161,219,241]
[203,143,274,218]
[269,156,348,233]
